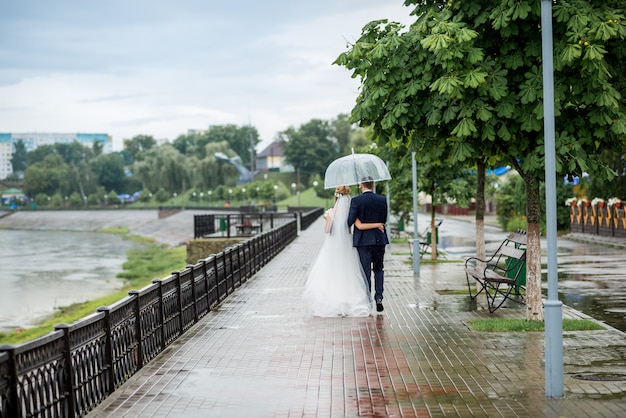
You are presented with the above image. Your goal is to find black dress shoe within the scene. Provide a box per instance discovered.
[376,300,384,312]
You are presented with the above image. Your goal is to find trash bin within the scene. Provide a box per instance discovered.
[219,216,227,235]
[505,243,526,294]
[426,227,439,244]
[397,219,404,233]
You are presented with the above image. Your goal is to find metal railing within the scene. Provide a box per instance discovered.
[194,208,324,239]
[0,220,299,418]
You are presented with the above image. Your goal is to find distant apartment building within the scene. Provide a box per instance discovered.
[0,132,111,179]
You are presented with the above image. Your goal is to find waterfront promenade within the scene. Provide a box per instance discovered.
[83,216,626,417]
[2,210,625,416]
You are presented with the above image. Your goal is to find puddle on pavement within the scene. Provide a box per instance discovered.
[439,222,626,332]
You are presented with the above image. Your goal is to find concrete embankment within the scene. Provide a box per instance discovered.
[0,209,211,247]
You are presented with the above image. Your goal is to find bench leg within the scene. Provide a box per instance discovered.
[485,282,515,313]
[466,274,487,300]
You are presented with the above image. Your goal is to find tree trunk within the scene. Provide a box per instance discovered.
[475,159,486,301]
[523,173,544,321]
[430,205,437,260]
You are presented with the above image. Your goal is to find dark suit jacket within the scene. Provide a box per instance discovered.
[348,190,389,247]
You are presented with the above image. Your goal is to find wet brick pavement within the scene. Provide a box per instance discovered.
[75,217,626,417]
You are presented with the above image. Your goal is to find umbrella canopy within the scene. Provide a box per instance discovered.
[324,153,391,189]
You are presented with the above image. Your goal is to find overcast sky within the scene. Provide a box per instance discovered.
[0,1,413,152]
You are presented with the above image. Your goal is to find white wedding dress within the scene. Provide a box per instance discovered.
[302,194,373,317]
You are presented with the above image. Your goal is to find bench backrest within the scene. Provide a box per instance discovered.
[495,230,527,282]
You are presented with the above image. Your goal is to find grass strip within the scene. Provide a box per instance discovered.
[468,318,605,332]
[0,231,186,346]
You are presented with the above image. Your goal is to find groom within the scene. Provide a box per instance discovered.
[348,176,389,312]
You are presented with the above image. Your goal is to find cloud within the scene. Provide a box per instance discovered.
[0,0,414,151]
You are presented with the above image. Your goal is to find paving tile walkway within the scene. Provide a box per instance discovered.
[87,218,626,417]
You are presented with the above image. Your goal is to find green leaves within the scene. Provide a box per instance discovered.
[464,69,487,88]
[431,75,462,95]
[561,44,582,63]
[451,118,477,138]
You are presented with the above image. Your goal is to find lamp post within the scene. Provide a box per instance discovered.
[228,189,232,207]
[541,0,563,398]
[200,192,204,205]
[173,192,177,207]
[313,181,319,206]
[241,188,246,206]
[273,184,278,205]
[208,190,212,207]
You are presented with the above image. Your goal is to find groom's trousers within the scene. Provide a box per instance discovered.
[356,245,385,302]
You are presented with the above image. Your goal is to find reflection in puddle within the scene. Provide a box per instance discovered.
[435,217,626,332]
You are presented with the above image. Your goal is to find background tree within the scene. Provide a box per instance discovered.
[10,139,27,176]
[201,125,260,166]
[23,154,71,197]
[585,148,626,200]
[123,134,156,163]
[92,153,126,192]
[336,0,626,320]
[280,119,340,182]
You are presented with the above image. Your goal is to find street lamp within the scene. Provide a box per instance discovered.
[173,192,177,206]
[241,188,246,206]
[313,181,319,206]
[208,190,212,207]
[273,184,278,204]
[200,192,204,205]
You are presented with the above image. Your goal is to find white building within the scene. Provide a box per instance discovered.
[0,132,111,179]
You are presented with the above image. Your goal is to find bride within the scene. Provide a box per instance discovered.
[302,185,384,317]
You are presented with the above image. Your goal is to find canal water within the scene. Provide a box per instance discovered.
[0,230,144,331]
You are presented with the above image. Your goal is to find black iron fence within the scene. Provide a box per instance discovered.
[0,220,300,418]
[194,207,324,239]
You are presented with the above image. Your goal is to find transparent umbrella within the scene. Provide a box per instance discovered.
[324,152,391,189]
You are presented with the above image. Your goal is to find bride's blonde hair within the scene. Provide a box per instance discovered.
[334,185,350,201]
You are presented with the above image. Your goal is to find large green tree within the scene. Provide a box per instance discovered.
[336,0,626,319]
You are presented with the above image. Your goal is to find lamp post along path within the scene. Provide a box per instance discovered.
[541,0,563,398]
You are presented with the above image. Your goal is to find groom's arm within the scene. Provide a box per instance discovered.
[347,199,358,227]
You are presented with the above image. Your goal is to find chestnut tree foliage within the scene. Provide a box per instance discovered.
[335,0,626,319]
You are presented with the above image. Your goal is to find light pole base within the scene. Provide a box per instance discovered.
[545,299,563,398]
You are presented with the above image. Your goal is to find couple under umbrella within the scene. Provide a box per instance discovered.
[302,153,391,317]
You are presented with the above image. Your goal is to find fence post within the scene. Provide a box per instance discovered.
[0,345,19,418]
[213,254,221,303]
[151,280,166,351]
[172,271,184,333]
[55,324,76,418]
[96,306,115,395]
[201,259,211,314]
[128,290,144,370]
[187,265,199,323]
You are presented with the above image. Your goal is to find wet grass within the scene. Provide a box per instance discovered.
[468,318,605,332]
[0,231,186,346]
